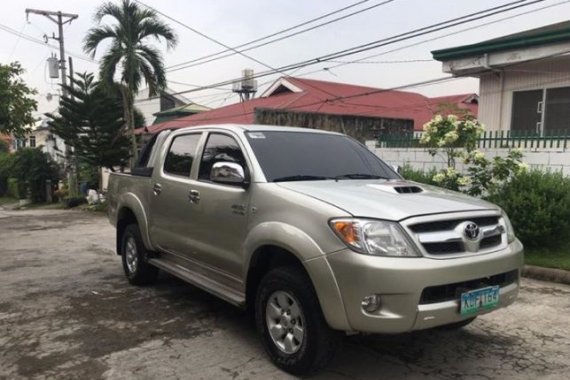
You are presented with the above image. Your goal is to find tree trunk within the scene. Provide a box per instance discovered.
[121,87,138,166]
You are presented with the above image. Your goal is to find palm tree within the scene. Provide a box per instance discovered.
[83,0,177,162]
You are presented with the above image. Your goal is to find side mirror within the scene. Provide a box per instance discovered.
[392,164,402,174]
[210,162,247,185]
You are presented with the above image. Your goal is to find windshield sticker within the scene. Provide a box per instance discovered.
[248,132,266,139]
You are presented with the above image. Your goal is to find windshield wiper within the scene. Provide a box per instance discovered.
[273,175,334,182]
[334,173,388,180]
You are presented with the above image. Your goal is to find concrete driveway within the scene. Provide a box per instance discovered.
[1,209,569,379]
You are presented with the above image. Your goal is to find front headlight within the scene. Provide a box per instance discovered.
[330,218,420,257]
[501,210,516,243]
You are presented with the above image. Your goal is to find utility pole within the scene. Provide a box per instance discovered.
[26,8,79,195]
[25,8,78,97]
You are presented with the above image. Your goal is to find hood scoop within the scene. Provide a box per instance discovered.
[367,183,424,194]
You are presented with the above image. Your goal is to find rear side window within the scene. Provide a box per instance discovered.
[163,134,201,177]
[198,133,246,180]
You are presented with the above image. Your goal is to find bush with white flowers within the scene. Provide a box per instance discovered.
[419,114,526,195]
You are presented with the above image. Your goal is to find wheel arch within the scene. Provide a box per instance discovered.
[244,223,351,331]
[115,194,152,255]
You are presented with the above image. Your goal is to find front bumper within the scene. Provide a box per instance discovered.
[323,239,523,333]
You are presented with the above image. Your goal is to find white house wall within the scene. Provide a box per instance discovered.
[367,142,570,177]
[478,57,570,131]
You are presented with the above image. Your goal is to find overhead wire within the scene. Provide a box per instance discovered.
[0,23,98,64]
[165,0,374,70]
[152,0,547,99]
[152,49,570,128]
[164,0,396,72]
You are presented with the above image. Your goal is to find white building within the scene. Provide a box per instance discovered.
[134,87,192,127]
[11,119,67,165]
[432,21,570,134]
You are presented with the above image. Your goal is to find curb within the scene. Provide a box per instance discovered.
[522,265,570,286]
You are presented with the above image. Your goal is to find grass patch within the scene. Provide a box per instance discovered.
[525,247,570,271]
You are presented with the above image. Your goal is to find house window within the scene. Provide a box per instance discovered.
[545,87,570,133]
[511,86,570,135]
[29,136,36,148]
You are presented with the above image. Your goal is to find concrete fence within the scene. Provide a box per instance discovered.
[366,141,570,176]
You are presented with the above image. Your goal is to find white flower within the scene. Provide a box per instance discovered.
[457,176,472,187]
[433,173,446,183]
[446,167,458,176]
[447,114,458,124]
[434,115,443,123]
[516,162,529,173]
[444,131,459,144]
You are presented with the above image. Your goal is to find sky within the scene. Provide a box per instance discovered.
[1,0,570,118]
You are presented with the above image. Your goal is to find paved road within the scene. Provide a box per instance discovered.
[1,209,569,380]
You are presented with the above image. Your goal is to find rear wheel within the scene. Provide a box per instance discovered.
[121,224,159,286]
[255,266,342,376]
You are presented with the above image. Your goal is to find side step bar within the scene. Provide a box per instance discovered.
[149,258,246,307]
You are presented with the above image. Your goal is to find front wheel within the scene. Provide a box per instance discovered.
[121,224,159,286]
[255,266,342,376]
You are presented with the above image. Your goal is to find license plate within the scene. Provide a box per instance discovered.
[460,286,500,316]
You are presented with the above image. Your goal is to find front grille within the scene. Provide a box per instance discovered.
[422,242,462,254]
[407,215,504,256]
[480,234,502,249]
[409,216,499,233]
[419,270,518,304]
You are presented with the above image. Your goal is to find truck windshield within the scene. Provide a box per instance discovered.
[245,131,399,182]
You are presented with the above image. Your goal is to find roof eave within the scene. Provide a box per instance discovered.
[432,29,570,61]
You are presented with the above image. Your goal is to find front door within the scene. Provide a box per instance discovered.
[149,132,203,257]
[185,132,251,278]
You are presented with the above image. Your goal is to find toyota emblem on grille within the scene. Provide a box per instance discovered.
[464,222,480,240]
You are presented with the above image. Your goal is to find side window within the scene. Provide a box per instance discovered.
[163,134,201,177]
[198,133,246,181]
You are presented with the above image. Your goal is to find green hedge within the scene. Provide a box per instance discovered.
[486,170,570,250]
[400,164,438,186]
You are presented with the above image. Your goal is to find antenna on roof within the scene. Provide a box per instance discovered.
[232,68,257,102]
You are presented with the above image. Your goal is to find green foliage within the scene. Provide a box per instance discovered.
[0,139,9,153]
[400,164,438,186]
[46,72,131,181]
[7,178,19,198]
[9,148,59,202]
[486,170,570,249]
[0,62,38,137]
[464,149,527,196]
[83,0,178,161]
[0,152,12,196]
[418,114,527,196]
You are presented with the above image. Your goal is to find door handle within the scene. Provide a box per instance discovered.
[188,189,200,204]
[153,183,162,196]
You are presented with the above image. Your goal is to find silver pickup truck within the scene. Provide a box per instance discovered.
[107,124,523,375]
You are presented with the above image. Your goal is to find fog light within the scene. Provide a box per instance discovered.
[361,294,381,313]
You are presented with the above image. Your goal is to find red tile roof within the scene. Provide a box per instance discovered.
[146,77,478,134]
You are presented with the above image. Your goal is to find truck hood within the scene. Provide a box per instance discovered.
[276,180,498,221]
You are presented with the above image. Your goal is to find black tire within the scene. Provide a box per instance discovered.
[255,266,342,376]
[438,317,477,330]
[121,224,159,286]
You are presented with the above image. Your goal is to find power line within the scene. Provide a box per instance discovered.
[0,22,97,64]
[326,58,433,64]
[247,0,570,96]
[151,49,570,128]
[165,0,373,70]
[134,0,353,99]
[303,0,570,76]
[155,0,547,99]
[165,0,396,72]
